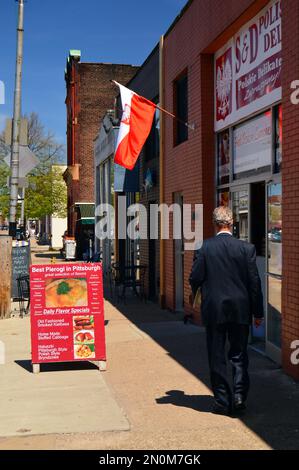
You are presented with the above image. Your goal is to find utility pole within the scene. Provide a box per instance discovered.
[9,0,25,237]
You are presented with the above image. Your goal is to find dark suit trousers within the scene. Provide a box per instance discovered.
[206,323,250,410]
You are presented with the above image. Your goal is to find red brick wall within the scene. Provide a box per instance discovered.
[281,0,299,380]
[163,0,259,316]
[65,61,138,235]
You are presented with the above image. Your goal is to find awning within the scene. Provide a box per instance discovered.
[75,203,95,225]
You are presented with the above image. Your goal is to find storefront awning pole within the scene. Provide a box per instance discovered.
[159,35,165,309]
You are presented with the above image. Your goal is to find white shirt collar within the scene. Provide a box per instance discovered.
[216,230,232,236]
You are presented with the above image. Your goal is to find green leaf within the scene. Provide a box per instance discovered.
[57,281,71,295]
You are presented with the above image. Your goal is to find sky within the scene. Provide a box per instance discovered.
[0,0,187,146]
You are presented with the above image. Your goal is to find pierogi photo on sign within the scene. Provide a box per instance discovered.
[45,278,88,307]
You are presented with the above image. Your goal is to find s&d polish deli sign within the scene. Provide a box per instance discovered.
[215,0,281,131]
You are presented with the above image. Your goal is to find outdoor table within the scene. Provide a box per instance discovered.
[111,263,147,302]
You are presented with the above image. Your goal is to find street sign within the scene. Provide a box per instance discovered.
[4,118,28,146]
[4,145,39,177]
[7,176,29,189]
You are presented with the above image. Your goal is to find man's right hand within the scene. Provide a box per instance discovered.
[254,317,264,328]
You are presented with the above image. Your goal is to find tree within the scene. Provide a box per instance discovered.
[0,164,10,220]
[26,112,65,171]
[0,132,10,220]
[25,165,67,220]
[0,113,66,220]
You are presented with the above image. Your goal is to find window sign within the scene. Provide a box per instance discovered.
[233,112,272,178]
[217,130,230,185]
[215,0,281,131]
[217,189,229,207]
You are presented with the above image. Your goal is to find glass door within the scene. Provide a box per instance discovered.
[250,182,266,346]
[266,181,282,363]
[231,184,266,348]
[231,186,249,242]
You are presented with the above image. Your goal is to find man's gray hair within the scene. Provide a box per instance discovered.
[213,206,233,227]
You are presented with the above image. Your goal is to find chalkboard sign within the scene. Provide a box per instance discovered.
[11,243,30,299]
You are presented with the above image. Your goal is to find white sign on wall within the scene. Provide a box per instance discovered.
[233,112,272,175]
[215,0,281,131]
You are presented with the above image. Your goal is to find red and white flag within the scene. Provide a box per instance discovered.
[113,81,156,170]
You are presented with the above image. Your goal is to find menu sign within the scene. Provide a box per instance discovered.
[30,263,106,364]
[215,0,281,131]
[11,242,30,298]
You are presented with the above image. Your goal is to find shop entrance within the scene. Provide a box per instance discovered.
[250,182,266,348]
[266,181,282,363]
[174,192,184,312]
[232,182,266,348]
[231,179,282,362]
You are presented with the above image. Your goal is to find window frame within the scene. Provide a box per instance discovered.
[173,69,188,147]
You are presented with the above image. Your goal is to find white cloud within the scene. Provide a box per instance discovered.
[0,80,4,105]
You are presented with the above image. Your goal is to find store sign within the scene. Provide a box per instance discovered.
[11,241,30,299]
[215,0,281,131]
[30,263,106,364]
[234,112,272,175]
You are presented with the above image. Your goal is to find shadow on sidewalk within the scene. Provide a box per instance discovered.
[104,287,299,450]
[15,359,98,373]
[33,252,63,260]
[156,390,214,414]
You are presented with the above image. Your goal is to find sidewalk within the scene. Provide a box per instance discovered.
[0,245,298,449]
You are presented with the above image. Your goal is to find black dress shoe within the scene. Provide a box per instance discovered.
[211,403,231,416]
[234,395,246,411]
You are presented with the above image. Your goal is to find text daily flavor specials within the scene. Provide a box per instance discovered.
[30,263,106,364]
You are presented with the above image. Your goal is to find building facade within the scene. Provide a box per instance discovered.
[161,0,299,380]
[94,111,139,277]
[64,50,138,257]
[126,45,160,300]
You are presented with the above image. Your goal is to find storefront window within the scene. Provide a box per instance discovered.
[275,105,282,173]
[233,111,272,180]
[217,130,230,185]
[146,103,160,162]
[110,157,115,207]
[268,182,282,276]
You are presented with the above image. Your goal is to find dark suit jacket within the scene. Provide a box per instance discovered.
[189,233,264,325]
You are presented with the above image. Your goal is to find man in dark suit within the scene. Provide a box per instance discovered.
[189,206,264,415]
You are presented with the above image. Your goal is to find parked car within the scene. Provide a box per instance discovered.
[269,227,282,243]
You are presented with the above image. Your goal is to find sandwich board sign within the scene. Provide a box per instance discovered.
[30,263,106,373]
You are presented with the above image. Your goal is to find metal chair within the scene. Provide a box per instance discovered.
[110,262,122,302]
[134,265,147,302]
[17,274,30,317]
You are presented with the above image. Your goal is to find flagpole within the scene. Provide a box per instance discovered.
[111,80,195,130]
[154,103,195,130]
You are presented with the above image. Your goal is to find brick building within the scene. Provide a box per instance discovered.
[160,0,299,380]
[127,45,160,300]
[64,50,138,257]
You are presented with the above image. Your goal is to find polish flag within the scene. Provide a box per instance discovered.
[113,82,156,170]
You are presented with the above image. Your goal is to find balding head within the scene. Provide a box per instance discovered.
[213,206,233,232]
